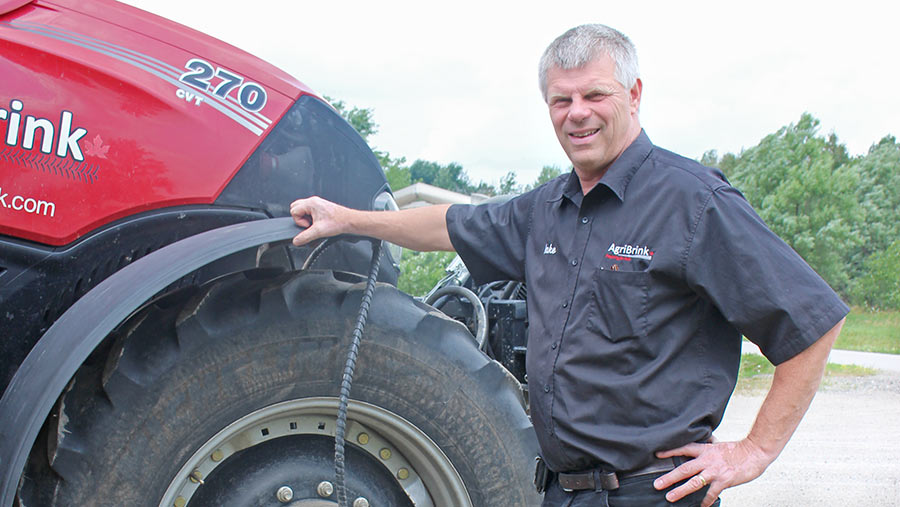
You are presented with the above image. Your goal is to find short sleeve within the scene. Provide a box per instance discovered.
[445,194,535,284]
[684,186,849,364]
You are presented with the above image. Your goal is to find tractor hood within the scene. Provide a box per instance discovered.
[0,0,317,245]
[45,0,311,99]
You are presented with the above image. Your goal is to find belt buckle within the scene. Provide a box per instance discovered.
[560,477,574,493]
[599,471,619,490]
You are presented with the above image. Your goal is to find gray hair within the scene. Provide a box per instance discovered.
[538,24,640,101]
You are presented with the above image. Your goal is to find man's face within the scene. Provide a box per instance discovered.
[545,54,642,179]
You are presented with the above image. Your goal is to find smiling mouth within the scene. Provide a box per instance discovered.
[570,128,600,139]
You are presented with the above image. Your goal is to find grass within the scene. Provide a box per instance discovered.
[735,353,878,393]
[736,354,776,392]
[835,308,900,354]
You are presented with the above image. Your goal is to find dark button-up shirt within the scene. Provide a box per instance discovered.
[445,131,849,473]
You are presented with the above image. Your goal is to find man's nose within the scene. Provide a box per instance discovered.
[568,97,590,122]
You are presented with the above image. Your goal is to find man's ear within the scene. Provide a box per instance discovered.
[630,78,643,113]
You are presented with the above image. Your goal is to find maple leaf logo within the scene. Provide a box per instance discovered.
[83,134,109,159]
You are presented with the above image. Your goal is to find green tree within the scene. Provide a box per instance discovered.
[535,165,563,185]
[727,113,861,294]
[409,159,475,194]
[699,150,739,178]
[499,171,520,194]
[851,239,900,310]
[378,152,410,191]
[326,96,414,192]
[397,250,457,296]
[325,96,377,142]
[826,132,851,169]
[472,181,497,196]
[849,135,900,261]
[843,135,900,305]
[700,149,719,167]
[521,165,564,192]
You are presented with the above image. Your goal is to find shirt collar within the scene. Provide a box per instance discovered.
[558,130,654,205]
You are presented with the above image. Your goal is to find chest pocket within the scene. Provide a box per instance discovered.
[587,269,649,342]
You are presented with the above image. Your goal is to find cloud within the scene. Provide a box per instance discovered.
[122,0,899,183]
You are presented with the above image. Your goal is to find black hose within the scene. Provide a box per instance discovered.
[301,237,339,270]
[425,285,488,350]
[333,239,383,507]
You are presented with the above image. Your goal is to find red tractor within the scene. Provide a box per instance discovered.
[0,1,539,505]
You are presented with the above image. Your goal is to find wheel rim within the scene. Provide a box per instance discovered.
[159,397,472,507]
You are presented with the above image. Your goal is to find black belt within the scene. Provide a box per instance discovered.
[535,456,682,493]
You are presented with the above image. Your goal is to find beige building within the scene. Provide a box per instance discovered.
[393,182,490,209]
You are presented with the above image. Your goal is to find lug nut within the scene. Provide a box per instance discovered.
[189,469,204,484]
[317,480,335,498]
[276,485,293,503]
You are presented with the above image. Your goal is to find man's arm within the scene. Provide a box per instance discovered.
[653,317,845,507]
[290,196,455,252]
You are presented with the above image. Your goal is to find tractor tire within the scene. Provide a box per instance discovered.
[19,269,541,507]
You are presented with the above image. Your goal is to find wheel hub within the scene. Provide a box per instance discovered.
[160,397,471,507]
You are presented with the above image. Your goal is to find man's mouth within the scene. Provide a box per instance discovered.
[570,128,600,139]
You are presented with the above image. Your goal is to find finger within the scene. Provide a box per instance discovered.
[290,197,317,218]
[290,203,310,220]
[656,441,707,459]
[653,459,701,490]
[292,226,322,247]
[289,199,305,214]
[663,472,712,504]
[701,487,722,507]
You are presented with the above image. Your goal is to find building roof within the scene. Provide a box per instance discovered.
[393,182,490,209]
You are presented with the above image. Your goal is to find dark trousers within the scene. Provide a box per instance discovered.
[541,472,721,507]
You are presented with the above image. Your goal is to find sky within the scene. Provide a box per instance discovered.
[121,0,899,187]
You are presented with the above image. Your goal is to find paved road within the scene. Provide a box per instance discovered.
[742,341,900,372]
[716,347,900,506]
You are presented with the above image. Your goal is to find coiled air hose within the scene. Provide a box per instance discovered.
[425,285,487,350]
[333,238,383,507]
[305,239,485,505]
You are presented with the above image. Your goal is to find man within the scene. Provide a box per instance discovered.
[291,24,847,507]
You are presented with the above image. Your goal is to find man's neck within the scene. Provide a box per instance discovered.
[575,126,642,195]
[575,168,607,196]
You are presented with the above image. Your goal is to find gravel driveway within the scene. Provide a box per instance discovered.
[715,371,900,506]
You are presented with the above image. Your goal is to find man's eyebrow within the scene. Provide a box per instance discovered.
[547,92,571,103]
[584,85,616,96]
[547,86,616,103]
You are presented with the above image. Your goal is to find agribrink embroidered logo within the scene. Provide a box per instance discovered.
[543,243,557,255]
[606,242,654,261]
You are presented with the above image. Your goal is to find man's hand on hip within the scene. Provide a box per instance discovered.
[653,438,774,507]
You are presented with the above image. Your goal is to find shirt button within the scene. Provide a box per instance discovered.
[562,301,568,308]
[544,384,551,393]
[551,342,558,349]
[571,259,578,266]
[581,217,589,224]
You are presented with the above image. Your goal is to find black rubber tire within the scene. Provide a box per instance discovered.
[19,269,541,506]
